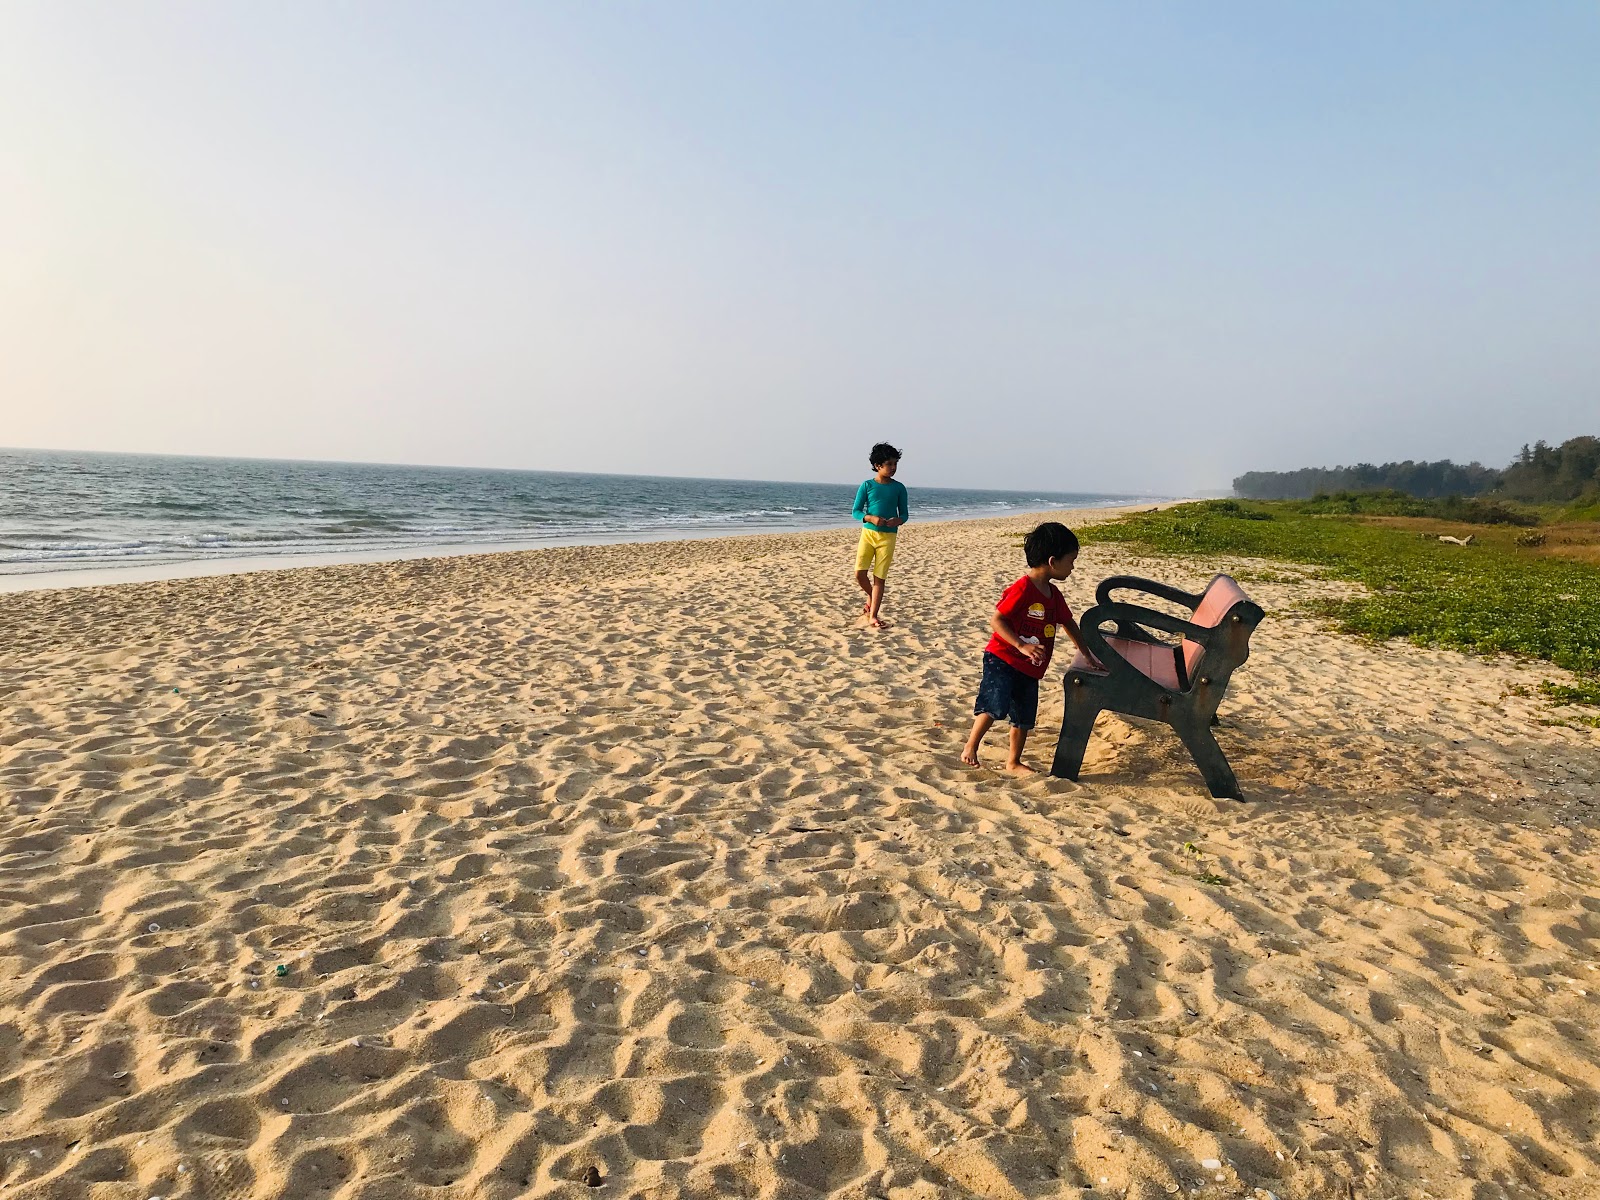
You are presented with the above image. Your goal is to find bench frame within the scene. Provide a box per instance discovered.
[1050,574,1264,799]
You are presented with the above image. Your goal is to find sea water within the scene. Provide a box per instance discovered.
[0,447,1152,581]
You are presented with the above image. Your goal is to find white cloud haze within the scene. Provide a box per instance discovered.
[2,3,1596,492]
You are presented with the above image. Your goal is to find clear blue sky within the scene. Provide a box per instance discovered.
[3,3,1595,492]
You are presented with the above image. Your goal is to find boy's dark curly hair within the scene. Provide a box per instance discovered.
[1024,521,1079,567]
[869,442,902,468]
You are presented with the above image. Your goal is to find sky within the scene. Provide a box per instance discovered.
[2,3,1595,494]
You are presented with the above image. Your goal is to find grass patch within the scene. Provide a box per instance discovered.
[1082,499,1600,703]
[1248,489,1536,524]
[1540,679,1600,706]
[1538,714,1600,730]
[1555,498,1600,524]
[1228,568,1315,585]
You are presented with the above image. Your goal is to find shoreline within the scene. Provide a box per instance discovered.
[0,502,1169,595]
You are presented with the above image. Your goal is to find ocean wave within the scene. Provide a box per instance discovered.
[2,544,166,563]
[0,449,1155,576]
[144,499,220,514]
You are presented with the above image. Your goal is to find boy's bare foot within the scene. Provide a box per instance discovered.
[868,616,886,628]
[1003,762,1037,776]
[960,746,980,766]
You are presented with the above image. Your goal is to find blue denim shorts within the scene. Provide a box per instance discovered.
[974,651,1040,729]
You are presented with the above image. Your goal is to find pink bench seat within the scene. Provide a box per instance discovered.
[1068,638,1182,689]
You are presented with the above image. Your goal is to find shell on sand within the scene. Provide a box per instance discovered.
[0,510,1597,1199]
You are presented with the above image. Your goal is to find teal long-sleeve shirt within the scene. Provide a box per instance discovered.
[852,478,908,527]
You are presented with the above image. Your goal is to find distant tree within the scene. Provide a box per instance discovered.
[1498,435,1600,502]
[1233,459,1499,500]
[1234,433,1598,504]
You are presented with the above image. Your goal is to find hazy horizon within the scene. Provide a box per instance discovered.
[0,436,1560,496]
[4,4,1595,494]
[4,441,1167,494]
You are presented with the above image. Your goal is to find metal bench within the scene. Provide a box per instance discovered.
[1050,573,1265,799]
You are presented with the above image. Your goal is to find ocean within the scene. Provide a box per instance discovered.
[0,448,1152,582]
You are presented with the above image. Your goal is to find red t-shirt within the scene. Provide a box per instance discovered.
[985,576,1074,680]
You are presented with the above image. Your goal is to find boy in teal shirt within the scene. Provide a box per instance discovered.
[852,442,908,627]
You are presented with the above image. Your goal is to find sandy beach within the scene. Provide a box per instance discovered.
[2,508,1598,1200]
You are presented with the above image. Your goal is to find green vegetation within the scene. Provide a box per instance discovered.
[1243,490,1537,525]
[1540,679,1600,707]
[1083,499,1600,705]
[1555,496,1600,524]
[1234,434,1600,505]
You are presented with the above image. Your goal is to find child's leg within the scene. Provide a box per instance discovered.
[1003,673,1040,774]
[961,713,994,765]
[865,533,894,625]
[968,653,1020,766]
[853,529,877,613]
[1005,726,1036,774]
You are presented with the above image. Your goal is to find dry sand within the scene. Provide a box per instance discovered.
[2,509,1598,1200]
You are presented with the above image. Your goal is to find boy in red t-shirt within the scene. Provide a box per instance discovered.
[961,521,1099,774]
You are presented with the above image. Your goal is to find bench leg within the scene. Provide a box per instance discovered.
[1051,685,1102,780]
[1175,720,1241,800]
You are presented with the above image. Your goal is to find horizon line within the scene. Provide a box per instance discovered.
[0,444,1171,500]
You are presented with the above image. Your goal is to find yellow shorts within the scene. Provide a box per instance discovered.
[855,528,897,579]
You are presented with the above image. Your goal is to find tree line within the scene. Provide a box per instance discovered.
[1234,435,1600,504]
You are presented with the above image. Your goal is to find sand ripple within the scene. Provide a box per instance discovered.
[2,514,1598,1199]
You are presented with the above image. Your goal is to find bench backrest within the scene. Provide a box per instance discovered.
[1181,574,1252,678]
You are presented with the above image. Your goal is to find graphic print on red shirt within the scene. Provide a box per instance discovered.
[984,577,1074,680]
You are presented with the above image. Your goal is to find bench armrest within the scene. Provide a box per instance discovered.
[1094,575,1204,612]
[1083,601,1218,647]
